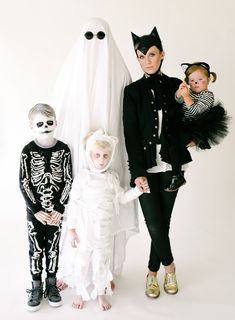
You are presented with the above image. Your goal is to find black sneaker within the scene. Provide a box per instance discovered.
[45,277,62,307]
[26,280,43,312]
[164,174,186,192]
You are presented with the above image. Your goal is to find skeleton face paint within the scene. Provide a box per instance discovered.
[31,114,56,140]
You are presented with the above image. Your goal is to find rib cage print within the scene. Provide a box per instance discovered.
[20,141,72,214]
[30,150,64,211]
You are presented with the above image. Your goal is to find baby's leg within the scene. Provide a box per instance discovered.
[97,295,111,311]
[72,295,84,309]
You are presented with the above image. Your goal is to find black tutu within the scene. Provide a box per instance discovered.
[182,102,231,150]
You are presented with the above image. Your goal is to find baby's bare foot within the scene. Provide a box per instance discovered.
[97,295,111,311]
[72,295,84,309]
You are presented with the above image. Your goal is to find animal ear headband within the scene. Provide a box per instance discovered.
[131,26,163,54]
[181,62,210,74]
[85,128,118,173]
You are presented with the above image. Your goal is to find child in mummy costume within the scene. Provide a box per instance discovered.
[63,129,149,311]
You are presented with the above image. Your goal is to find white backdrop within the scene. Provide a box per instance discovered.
[0,0,234,319]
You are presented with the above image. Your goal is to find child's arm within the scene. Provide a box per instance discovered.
[66,173,83,229]
[113,172,150,204]
[53,145,73,214]
[118,186,143,204]
[19,146,42,214]
[182,91,214,118]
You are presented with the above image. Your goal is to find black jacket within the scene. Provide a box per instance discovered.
[123,73,192,186]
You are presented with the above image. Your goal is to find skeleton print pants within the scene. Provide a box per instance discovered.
[27,215,62,281]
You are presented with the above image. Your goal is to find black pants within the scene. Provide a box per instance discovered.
[168,132,190,175]
[27,215,62,281]
[139,171,178,272]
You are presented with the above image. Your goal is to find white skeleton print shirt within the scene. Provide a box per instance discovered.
[19,140,73,218]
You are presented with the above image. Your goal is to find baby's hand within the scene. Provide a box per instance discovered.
[69,229,79,248]
[180,82,190,98]
[176,82,189,98]
[179,81,188,90]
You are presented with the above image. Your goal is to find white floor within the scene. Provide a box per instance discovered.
[1,193,235,320]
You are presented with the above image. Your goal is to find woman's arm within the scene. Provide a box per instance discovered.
[123,86,147,185]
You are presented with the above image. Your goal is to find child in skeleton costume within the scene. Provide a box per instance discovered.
[64,129,149,311]
[164,62,229,192]
[19,103,72,312]
[50,18,138,284]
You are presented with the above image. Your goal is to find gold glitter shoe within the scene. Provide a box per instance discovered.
[145,274,160,299]
[163,273,178,295]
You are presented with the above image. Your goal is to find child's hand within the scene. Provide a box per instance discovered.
[47,211,62,226]
[142,179,150,193]
[69,229,79,248]
[176,82,189,98]
[135,176,150,193]
[35,211,51,225]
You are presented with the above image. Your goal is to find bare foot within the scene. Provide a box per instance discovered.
[110,280,115,291]
[72,295,84,309]
[97,295,111,311]
[56,279,68,291]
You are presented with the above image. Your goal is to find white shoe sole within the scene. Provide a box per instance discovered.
[26,303,41,312]
[48,300,62,308]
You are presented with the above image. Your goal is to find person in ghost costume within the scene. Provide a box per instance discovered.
[63,129,149,310]
[50,18,137,285]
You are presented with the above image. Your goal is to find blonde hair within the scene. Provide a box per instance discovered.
[92,140,112,150]
[28,103,56,123]
[184,63,217,84]
[84,130,112,150]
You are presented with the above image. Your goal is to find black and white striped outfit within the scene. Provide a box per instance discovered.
[176,90,214,121]
[175,89,229,151]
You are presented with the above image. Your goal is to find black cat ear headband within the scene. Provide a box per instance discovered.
[181,62,210,74]
[131,26,163,54]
